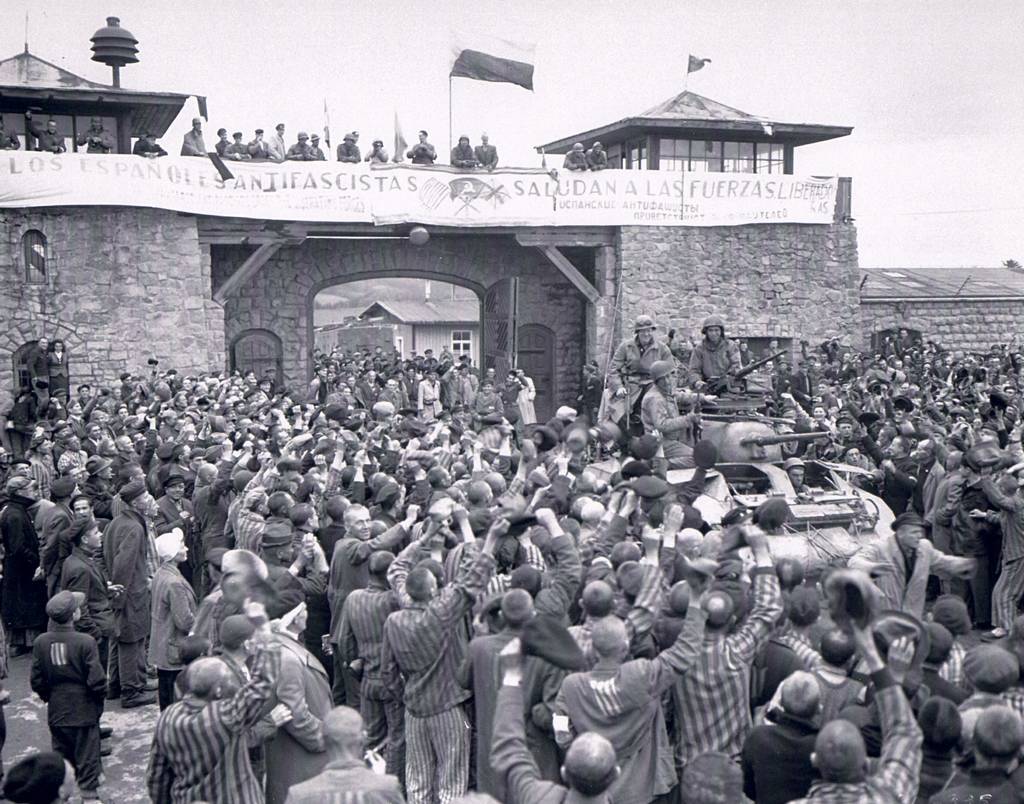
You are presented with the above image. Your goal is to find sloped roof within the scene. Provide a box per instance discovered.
[0,50,110,90]
[360,300,479,325]
[0,49,205,138]
[861,267,1024,300]
[639,91,763,123]
[537,90,851,154]
[315,306,370,326]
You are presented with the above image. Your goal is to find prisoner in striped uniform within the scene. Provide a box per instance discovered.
[146,612,281,804]
[337,551,404,781]
[672,527,783,769]
[980,470,1024,636]
[555,598,707,804]
[381,517,500,804]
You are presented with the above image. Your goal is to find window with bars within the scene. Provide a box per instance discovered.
[22,229,47,284]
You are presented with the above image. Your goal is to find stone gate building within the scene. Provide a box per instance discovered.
[0,32,870,423]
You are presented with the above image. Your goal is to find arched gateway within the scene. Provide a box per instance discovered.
[205,223,615,406]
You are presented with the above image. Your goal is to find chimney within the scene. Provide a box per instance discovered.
[424,279,431,301]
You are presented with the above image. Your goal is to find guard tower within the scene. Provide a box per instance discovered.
[538,89,850,175]
[0,17,204,154]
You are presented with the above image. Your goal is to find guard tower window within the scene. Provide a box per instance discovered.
[22,230,47,284]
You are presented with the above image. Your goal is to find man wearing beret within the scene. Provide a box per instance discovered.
[30,590,106,803]
[849,511,975,618]
[103,479,159,708]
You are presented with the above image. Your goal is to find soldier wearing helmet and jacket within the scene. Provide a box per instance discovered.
[641,360,699,468]
[605,315,673,435]
[687,314,742,390]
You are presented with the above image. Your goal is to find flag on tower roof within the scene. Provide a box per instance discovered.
[688,55,711,74]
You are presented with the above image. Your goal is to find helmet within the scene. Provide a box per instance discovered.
[649,360,674,381]
[633,315,657,332]
[783,457,805,471]
[701,314,725,334]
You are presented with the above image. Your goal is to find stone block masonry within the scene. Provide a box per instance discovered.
[0,207,225,412]
[861,299,1024,352]
[616,222,861,350]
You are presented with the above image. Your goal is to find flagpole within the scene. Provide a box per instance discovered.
[448,75,454,155]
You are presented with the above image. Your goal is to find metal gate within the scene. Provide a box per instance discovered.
[483,278,518,377]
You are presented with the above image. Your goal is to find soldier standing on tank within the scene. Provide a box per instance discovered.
[641,360,699,469]
[687,314,742,391]
[606,315,673,436]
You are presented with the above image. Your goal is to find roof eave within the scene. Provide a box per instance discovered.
[0,86,204,139]
[862,295,1024,303]
[536,118,852,153]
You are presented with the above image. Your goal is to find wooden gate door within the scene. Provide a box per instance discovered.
[232,329,283,385]
[517,324,555,422]
[483,278,518,377]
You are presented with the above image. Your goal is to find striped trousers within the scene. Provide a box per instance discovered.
[405,706,470,804]
[993,556,1024,630]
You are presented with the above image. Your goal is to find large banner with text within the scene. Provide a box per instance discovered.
[0,153,838,227]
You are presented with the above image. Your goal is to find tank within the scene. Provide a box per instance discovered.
[667,412,894,576]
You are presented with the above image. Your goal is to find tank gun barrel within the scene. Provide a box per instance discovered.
[740,431,830,447]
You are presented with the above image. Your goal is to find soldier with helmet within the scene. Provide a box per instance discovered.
[605,315,673,435]
[687,314,742,390]
[784,457,813,498]
[641,360,700,468]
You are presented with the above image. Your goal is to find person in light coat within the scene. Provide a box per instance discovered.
[849,511,975,618]
[264,598,331,804]
[149,528,197,709]
[515,369,537,425]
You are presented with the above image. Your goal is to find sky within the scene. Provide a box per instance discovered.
[3,0,1022,268]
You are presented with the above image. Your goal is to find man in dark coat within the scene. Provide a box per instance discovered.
[82,456,114,522]
[459,589,563,801]
[741,671,820,804]
[30,590,106,802]
[40,476,77,597]
[327,504,413,706]
[59,516,117,673]
[1,476,48,650]
[155,471,195,587]
[103,480,157,708]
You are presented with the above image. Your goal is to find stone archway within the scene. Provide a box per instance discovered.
[0,318,86,413]
[212,235,590,404]
[231,328,284,385]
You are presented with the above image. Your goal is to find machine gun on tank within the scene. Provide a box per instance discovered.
[705,349,788,395]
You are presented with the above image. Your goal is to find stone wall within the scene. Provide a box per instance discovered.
[861,299,1024,351]
[0,207,224,411]
[616,222,860,354]
[212,236,587,405]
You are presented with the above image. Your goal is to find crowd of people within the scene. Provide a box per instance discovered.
[0,112,505,170]
[2,315,1024,803]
